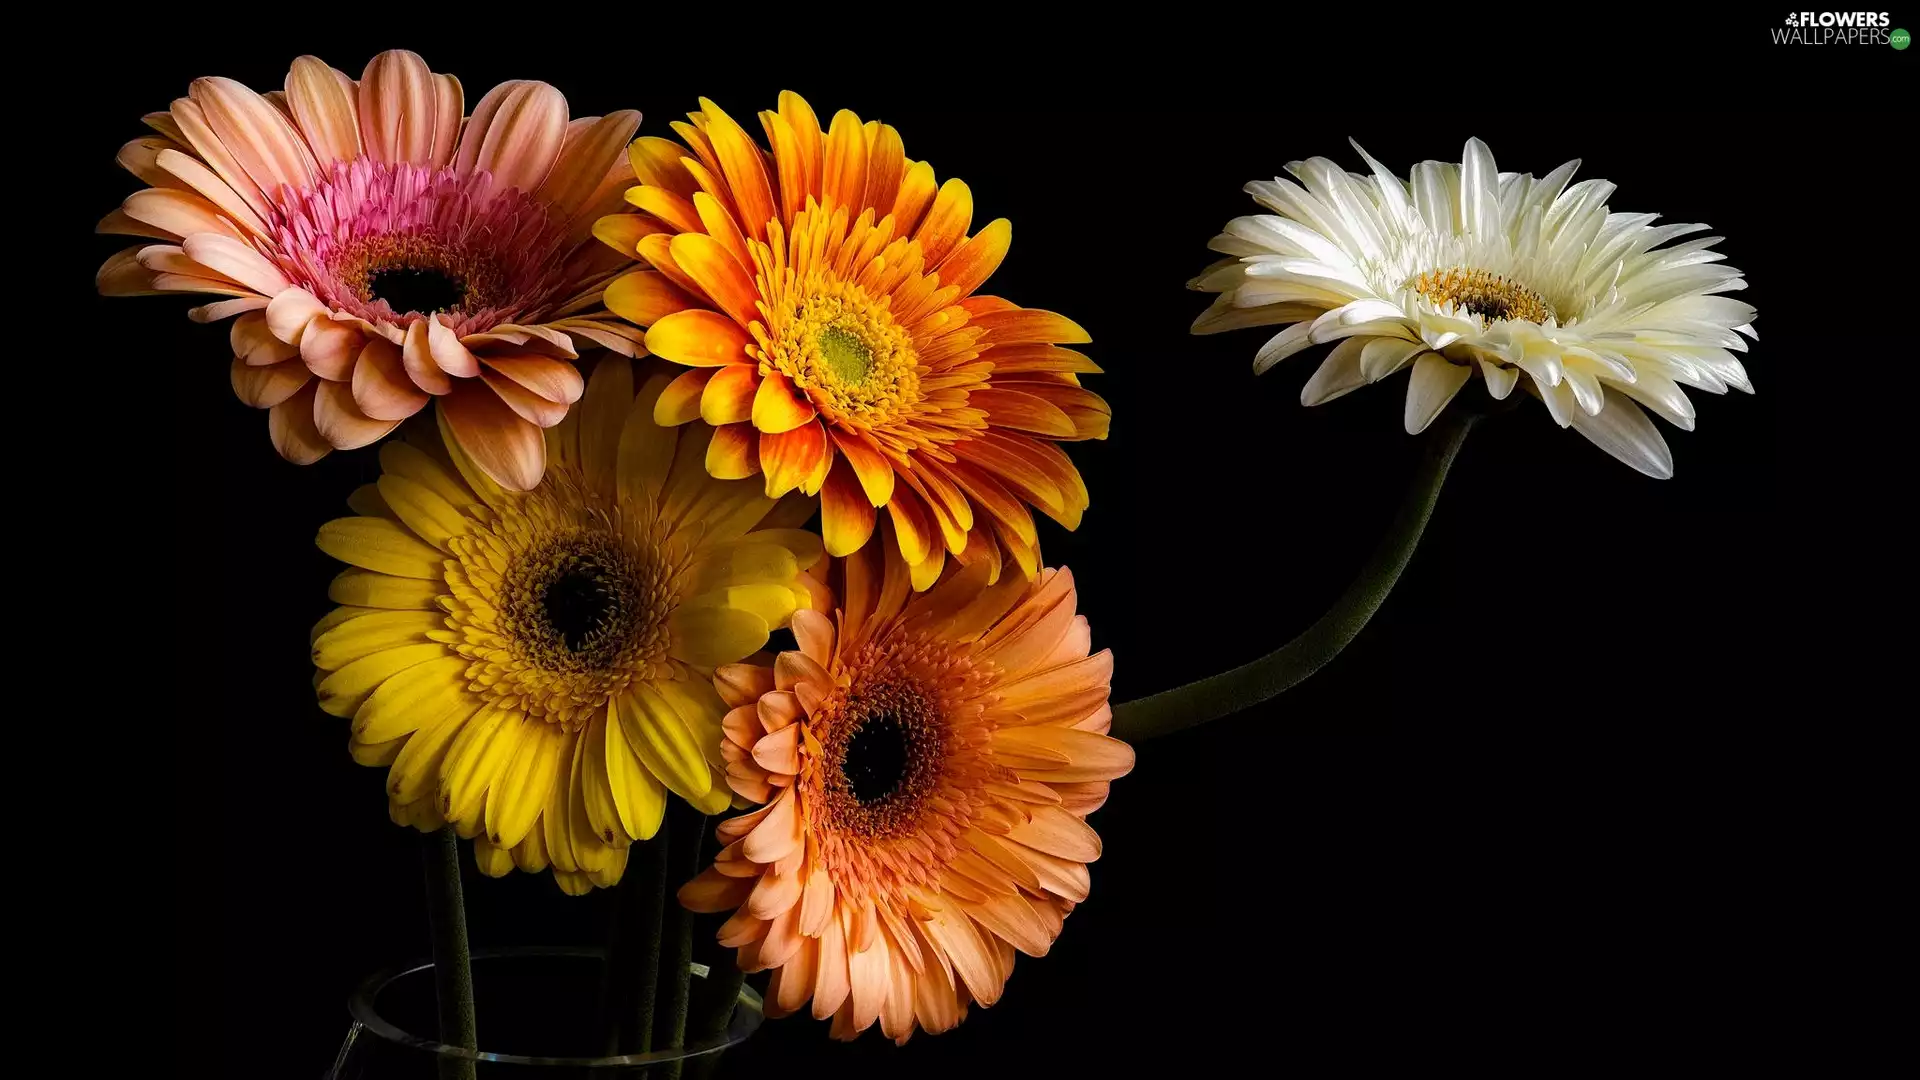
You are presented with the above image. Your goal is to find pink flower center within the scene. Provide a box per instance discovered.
[265,157,578,336]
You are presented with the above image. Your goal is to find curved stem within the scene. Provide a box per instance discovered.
[1110,411,1475,742]
[419,827,477,1080]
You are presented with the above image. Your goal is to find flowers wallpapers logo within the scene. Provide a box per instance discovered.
[98,30,1884,1080]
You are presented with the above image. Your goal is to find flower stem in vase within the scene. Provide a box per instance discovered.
[420,827,477,1080]
[605,824,670,1055]
[659,802,708,1079]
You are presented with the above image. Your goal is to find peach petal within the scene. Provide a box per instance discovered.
[438,381,546,491]
[352,338,431,422]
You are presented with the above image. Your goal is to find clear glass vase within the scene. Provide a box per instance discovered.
[328,947,763,1078]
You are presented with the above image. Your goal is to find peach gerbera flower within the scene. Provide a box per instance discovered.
[97,49,645,489]
[678,539,1131,1042]
[594,93,1109,589]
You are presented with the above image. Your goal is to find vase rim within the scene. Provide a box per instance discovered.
[343,945,763,1068]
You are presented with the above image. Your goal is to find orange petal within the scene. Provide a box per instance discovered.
[439,381,546,491]
[401,319,453,395]
[480,353,585,405]
[593,214,672,260]
[313,379,400,450]
[268,380,330,464]
[646,309,753,367]
[299,316,361,381]
[603,269,698,328]
[821,457,876,557]
[626,184,704,235]
[937,218,1010,297]
[913,178,973,266]
[971,307,1092,345]
[968,387,1076,438]
[669,232,761,328]
[700,360,762,426]
[752,371,817,435]
[357,50,436,165]
[656,366,717,426]
[478,368,570,428]
[537,111,643,221]
[825,429,894,507]
[884,484,936,567]
[698,98,777,240]
[692,191,754,271]
[428,74,463,168]
[821,109,868,214]
[189,76,317,196]
[1006,805,1100,863]
[627,136,700,198]
[231,356,311,409]
[705,422,760,480]
[982,344,1102,375]
[891,160,938,234]
[352,338,430,421]
[760,420,832,498]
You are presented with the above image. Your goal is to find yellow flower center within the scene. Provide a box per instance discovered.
[760,272,922,429]
[441,471,683,730]
[1411,266,1554,325]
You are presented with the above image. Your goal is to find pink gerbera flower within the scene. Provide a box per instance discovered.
[97,50,645,488]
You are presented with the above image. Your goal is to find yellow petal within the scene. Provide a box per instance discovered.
[440,703,524,824]
[310,606,378,645]
[316,517,445,579]
[616,684,711,802]
[314,642,446,719]
[474,837,516,878]
[328,569,441,610]
[604,709,667,841]
[685,540,799,595]
[644,310,753,367]
[485,720,565,849]
[578,356,634,500]
[352,655,472,744]
[388,698,484,804]
[667,605,770,668]
[619,370,678,507]
[312,609,444,671]
[375,474,471,552]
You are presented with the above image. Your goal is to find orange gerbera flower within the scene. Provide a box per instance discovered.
[678,540,1131,1042]
[97,50,644,488]
[594,93,1109,589]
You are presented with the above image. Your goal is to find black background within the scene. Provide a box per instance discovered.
[47,21,1906,1077]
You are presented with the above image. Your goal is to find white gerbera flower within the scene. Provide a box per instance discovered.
[1192,138,1756,477]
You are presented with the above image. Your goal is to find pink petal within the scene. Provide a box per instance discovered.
[188,76,318,196]
[313,379,401,449]
[352,338,431,422]
[358,50,436,164]
[268,380,330,464]
[455,80,569,192]
[438,382,546,491]
[284,56,360,164]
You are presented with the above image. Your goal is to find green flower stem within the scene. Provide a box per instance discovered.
[660,803,707,1080]
[1110,410,1475,742]
[420,828,477,1080]
[605,822,670,1055]
[684,956,747,1080]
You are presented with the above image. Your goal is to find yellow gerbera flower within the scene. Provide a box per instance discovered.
[593,93,1108,590]
[310,357,819,894]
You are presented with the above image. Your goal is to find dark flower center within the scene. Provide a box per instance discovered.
[367,265,468,316]
[542,561,617,653]
[842,713,910,805]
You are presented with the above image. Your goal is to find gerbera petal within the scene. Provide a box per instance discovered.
[646,310,754,367]
[456,80,569,192]
[751,371,817,435]
[1403,353,1473,434]
[284,56,360,164]
[760,420,832,499]
[821,458,877,557]
[358,50,436,164]
[438,381,546,491]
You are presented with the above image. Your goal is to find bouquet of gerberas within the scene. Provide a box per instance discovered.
[104,50,1754,1075]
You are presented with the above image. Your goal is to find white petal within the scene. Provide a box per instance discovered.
[1361,338,1425,382]
[1300,338,1369,406]
[1403,353,1472,434]
[1478,359,1518,400]
[1308,299,1407,342]
[1253,322,1316,375]
[1567,390,1673,479]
